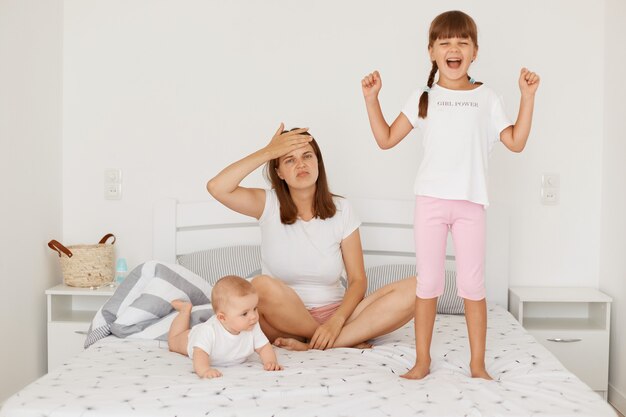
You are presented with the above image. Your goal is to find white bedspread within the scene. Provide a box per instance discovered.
[1,306,615,417]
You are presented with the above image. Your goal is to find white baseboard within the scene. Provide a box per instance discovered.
[609,383,626,415]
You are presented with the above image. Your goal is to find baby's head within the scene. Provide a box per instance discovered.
[211,275,259,334]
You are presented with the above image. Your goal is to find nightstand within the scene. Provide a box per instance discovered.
[509,286,612,399]
[46,284,115,371]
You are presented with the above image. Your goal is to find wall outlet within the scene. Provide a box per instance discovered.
[541,187,559,205]
[104,183,122,200]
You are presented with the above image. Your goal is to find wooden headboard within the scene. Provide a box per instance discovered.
[153,197,509,308]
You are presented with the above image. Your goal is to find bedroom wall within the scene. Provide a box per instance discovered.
[0,0,63,403]
[0,0,619,408]
[58,0,620,405]
[62,0,604,289]
[601,0,626,412]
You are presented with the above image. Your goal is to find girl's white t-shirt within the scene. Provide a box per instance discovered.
[258,189,360,308]
[187,315,269,366]
[402,84,512,206]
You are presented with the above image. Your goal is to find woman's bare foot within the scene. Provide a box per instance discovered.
[274,337,309,351]
[400,361,430,380]
[171,299,192,313]
[274,338,371,351]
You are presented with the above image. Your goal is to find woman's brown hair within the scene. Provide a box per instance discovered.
[265,129,336,225]
[418,10,479,119]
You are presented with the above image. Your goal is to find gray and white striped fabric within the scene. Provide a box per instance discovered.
[85,261,213,348]
[365,264,464,314]
[177,245,262,285]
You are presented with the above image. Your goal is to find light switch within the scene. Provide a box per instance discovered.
[542,173,560,188]
[105,169,122,184]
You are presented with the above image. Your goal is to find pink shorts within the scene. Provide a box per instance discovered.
[414,195,486,301]
[308,302,342,324]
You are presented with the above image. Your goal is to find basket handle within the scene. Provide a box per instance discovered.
[47,240,73,258]
[99,233,116,245]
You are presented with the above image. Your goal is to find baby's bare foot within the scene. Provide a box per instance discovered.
[171,299,192,313]
[352,342,373,349]
[274,337,309,351]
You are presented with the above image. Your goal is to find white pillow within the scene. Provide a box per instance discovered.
[177,245,262,285]
[364,264,464,315]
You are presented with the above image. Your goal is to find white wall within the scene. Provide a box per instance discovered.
[62,0,604,292]
[601,0,626,412]
[1,0,620,406]
[60,0,620,404]
[0,0,63,403]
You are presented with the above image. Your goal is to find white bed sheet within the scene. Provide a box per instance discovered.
[1,306,615,417]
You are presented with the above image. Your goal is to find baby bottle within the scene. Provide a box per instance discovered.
[115,258,128,284]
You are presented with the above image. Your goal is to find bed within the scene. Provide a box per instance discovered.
[0,197,616,417]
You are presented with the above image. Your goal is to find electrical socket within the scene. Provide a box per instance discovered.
[104,183,122,200]
[541,187,559,205]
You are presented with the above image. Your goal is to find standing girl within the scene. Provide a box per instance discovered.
[360,10,539,380]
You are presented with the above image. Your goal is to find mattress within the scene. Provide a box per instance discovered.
[0,305,615,417]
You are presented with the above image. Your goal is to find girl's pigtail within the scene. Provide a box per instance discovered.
[418,61,438,119]
[467,74,482,86]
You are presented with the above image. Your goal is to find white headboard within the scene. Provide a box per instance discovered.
[153,197,509,308]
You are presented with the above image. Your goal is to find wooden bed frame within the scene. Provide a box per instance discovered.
[153,197,510,308]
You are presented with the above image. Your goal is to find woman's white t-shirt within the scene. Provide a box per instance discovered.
[402,84,512,206]
[258,189,361,308]
[187,315,269,366]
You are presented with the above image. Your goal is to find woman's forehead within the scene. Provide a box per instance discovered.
[280,144,315,160]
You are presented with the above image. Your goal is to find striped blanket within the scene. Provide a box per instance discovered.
[85,261,214,348]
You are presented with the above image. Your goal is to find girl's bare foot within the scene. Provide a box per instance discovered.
[471,364,493,380]
[171,299,192,313]
[400,361,430,380]
[274,337,309,351]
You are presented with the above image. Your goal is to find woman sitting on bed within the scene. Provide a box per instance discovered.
[207,124,416,350]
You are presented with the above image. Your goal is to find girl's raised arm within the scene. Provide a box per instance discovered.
[500,67,540,153]
[206,123,311,219]
[361,71,413,150]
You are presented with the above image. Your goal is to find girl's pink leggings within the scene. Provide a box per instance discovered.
[414,195,486,301]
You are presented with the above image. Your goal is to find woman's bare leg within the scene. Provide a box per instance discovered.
[251,275,319,342]
[332,277,416,347]
[256,310,310,351]
[168,300,192,356]
[464,298,491,379]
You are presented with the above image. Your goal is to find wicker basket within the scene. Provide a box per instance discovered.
[47,234,116,287]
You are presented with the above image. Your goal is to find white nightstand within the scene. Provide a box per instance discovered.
[46,284,115,371]
[509,286,612,399]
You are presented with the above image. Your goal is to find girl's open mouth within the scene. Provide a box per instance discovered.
[446,58,462,69]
